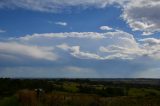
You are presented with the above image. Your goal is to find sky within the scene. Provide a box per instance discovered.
[0,0,160,78]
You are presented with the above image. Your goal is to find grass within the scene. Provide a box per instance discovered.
[128,88,160,96]
[0,96,19,106]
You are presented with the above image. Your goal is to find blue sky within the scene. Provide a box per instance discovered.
[0,0,160,78]
[0,5,126,36]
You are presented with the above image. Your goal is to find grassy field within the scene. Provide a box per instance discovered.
[0,78,160,106]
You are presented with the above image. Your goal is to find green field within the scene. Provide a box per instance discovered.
[0,78,160,106]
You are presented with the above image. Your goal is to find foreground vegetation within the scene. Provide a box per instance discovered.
[0,78,160,106]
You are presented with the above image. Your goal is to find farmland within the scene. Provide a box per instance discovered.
[0,78,160,106]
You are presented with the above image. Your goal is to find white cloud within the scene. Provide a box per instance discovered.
[100,26,113,31]
[8,31,160,61]
[57,43,102,60]
[122,0,160,35]
[100,37,160,60]
[18,30,135,42]
[18,32,106,40]
[56,32,140,60]
[2,0,160,35]
[142,32,154,36]
[0,0,128,12]
[0,42,58,61]
[140,43,160,60]
[55,21,67,26]
[139,38,160,45]
[16,30,138,60]
[1,30,160,78]
[99,45,143,60]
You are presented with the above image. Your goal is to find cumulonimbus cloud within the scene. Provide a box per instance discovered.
[10,31,160,60]
[1,31,160,78]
